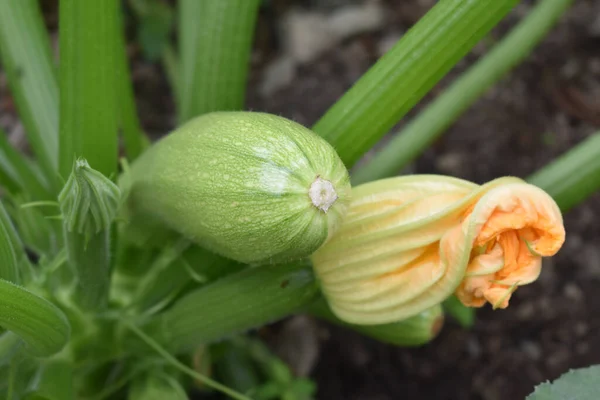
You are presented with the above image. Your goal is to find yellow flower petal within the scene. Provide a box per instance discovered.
[311,175,565,325]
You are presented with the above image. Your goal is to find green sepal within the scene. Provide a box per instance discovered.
[442,295,475,328]
[309,298,444,347]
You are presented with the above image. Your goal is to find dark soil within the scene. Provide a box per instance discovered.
[2,1,600,399]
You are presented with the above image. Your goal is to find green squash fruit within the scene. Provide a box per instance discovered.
[122,112,351,264]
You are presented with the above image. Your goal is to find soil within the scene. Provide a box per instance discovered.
[2,1,600,399]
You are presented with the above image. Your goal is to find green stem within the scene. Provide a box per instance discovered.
[145,262,319,354]
[125,321,253,400]
[313,0,518,168]
[65,229,112,311]
[527,133,600,212]
[353,0,574,184]
[178,0,261,122]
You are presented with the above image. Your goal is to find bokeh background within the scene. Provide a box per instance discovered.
[1,1,599,399]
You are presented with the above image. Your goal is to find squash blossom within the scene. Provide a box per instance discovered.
[311,175,565,325]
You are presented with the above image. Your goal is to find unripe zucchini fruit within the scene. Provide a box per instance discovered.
[122,112,351,264]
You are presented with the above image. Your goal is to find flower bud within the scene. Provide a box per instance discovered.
[58,158,121,239]
[311,175,565,325]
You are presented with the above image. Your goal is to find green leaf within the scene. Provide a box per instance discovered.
[214,342,261,394]
[10,197,58,257]
[178,0,261,122]
[145,262,319,353]
[132,0,175,61]
[22,358,74,400]
[0,203,19,283]
[0,128,52,200]
[313,0,518,168]
[443,295,475,328]
[130,245,244,314]
[58,0,120,179]
[128,372,187,400]
[353,0,574,183]
[0,279,70,357]
[116,3,149,161]
[161,45,181,112]
[0,332,21,367]
[0,202,27,263]
[528,133,600,212]
[0,0,59,185]
[526,365,600,400]
[5,351,39,400]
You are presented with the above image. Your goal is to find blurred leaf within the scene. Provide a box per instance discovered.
[214,343,261,394]
[10,197,58,257]
[0,202,34,283]
[443,295,475,328]
[0,279,70,357]
[0,129,51,200]
[241,337,316,400]
[124,322,252,400]
[313,0,518,168]
[0,332,21,367]
[135,0,174,61]
[0,0,59,186]
[128,371,188,400]
[527,365,600,400]
[116,2,149,161]
[22,358,74,400]
[0,204,19,283]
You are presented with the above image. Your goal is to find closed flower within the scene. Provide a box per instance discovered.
[311,175,565,325]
